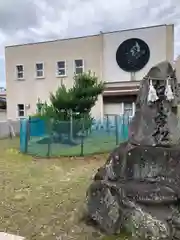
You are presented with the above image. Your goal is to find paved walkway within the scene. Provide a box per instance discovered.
[0,233,24,240]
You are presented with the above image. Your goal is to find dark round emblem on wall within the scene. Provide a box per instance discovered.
[116,38,150,72]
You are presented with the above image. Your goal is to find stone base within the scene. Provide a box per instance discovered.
[86,143,180,239]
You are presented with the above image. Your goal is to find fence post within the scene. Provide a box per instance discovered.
[28,116,31,141]
[47,118,53,158]
[80,117,85,156]
[115,115,119,145]
[25,119,29,153]
[106,115,110,134]
[122,115,125,141]
[70,110,73,140]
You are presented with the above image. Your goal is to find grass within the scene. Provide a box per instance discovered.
[0,137,128,240]
[27,132,119,157]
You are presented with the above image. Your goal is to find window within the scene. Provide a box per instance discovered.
[74,59,84,74]
[57,61,66,76]
[16,65,24,79]
[17,104,25,117]
[36,98,44,114]
[36,63,44,78]
[123,103,133,116]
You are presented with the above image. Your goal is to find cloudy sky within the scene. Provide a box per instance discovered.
[0,0,180,87]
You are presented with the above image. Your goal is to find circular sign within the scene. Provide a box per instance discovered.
[116,38,150,72]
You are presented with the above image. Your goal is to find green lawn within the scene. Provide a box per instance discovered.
[27,133,119,157]
[0,137,128,240]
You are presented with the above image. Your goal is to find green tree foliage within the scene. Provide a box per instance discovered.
[71,71,104,114]
[35,71,104,123]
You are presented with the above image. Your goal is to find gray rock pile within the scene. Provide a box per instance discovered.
[86,61,180,240]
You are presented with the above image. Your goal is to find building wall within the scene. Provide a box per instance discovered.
[175,56,180,82]
[166,25,174,64]
[0,110,7,121]
[5,24,174,120]
[5,35,103,120]
[103,95,136,118]
[103,25,174,83]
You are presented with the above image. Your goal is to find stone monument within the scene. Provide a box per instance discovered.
[86,61,180,240]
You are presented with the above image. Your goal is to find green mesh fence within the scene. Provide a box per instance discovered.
[21,115,130,157]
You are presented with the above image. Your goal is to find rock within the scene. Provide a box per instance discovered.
[86,181,122,235]
[86,61,180,240]
[129,61,180,147]
[13,194,26,201]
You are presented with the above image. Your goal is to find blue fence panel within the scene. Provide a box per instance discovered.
[120,115,131,141]
[29,117,46,137]
[20,115,132,154]
[91,115,131,141]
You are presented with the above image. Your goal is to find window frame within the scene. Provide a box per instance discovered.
[123,102,134,117]
[16,64,24,80]
[17,104,25,118]
[56,60,67,77]
[74,59,84,75]
[35,62,44,78]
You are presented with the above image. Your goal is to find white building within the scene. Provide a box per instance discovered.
[5,24,174,120]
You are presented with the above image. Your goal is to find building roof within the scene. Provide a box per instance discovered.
[5,24,173,48]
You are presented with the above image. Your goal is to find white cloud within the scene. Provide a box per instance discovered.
[1,0,180,49]
[0,0,180,86]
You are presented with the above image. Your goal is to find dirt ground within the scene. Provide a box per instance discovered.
[0,138,128,240]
